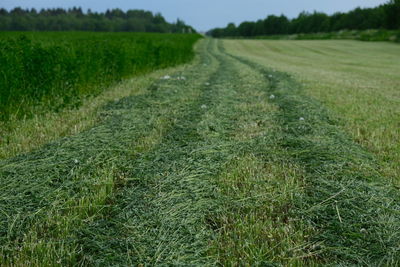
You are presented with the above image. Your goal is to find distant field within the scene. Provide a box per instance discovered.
[224,39,400,180]
[0,32,201,122]
[253,29,400,42]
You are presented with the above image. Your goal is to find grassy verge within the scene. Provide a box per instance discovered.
[223,39,400,182]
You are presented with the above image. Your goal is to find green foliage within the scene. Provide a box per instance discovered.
[0,32,201,121]
[0,8,195,33]
[208,0,400,37]
[384,0,400,29]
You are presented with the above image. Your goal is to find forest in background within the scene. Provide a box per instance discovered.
[0,7,195,33]
[208,0,400,37]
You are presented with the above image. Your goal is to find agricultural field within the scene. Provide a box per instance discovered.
[1,35,400,266]
[224,39,400,181]
[0,32,200,158]
[253,29,400,42]
[0,32,200,122]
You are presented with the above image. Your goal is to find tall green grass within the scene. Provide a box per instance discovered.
[0,32,201,121]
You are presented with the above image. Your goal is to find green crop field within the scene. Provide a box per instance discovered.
[0,32,200,122]
[1,35,400,266]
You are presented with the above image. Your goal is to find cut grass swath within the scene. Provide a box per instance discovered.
[223,48,400,265]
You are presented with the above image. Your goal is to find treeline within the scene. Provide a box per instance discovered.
[208,0,400,37]
[0,7,195,33]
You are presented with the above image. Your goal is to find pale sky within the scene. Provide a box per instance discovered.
[2,0,389,31]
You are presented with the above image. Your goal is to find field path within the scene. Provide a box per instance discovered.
[1,39,400,266]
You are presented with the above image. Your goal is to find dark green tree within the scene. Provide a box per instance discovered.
[208,0,396,38]
[384,0,400,29]
[0,7,196,33]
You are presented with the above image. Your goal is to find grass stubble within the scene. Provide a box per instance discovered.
[224,48,400,265]
[224,39,400,182]
[0,38,399,266]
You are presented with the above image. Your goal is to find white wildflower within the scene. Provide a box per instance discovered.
[162,75,171,80]
[299,117,305,121]
[74,159,79,164]
[269,94,275,99]
[268,74,273,78]
[201,104,207,109]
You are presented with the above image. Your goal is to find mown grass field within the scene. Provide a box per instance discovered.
[0,37,399,266]
[224,39,400,181]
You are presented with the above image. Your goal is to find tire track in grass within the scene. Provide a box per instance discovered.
[205,46,315,266]
[74,39,240,266]
[78,39,315,266]
[0,39,217,266]
[223,45,400,265]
